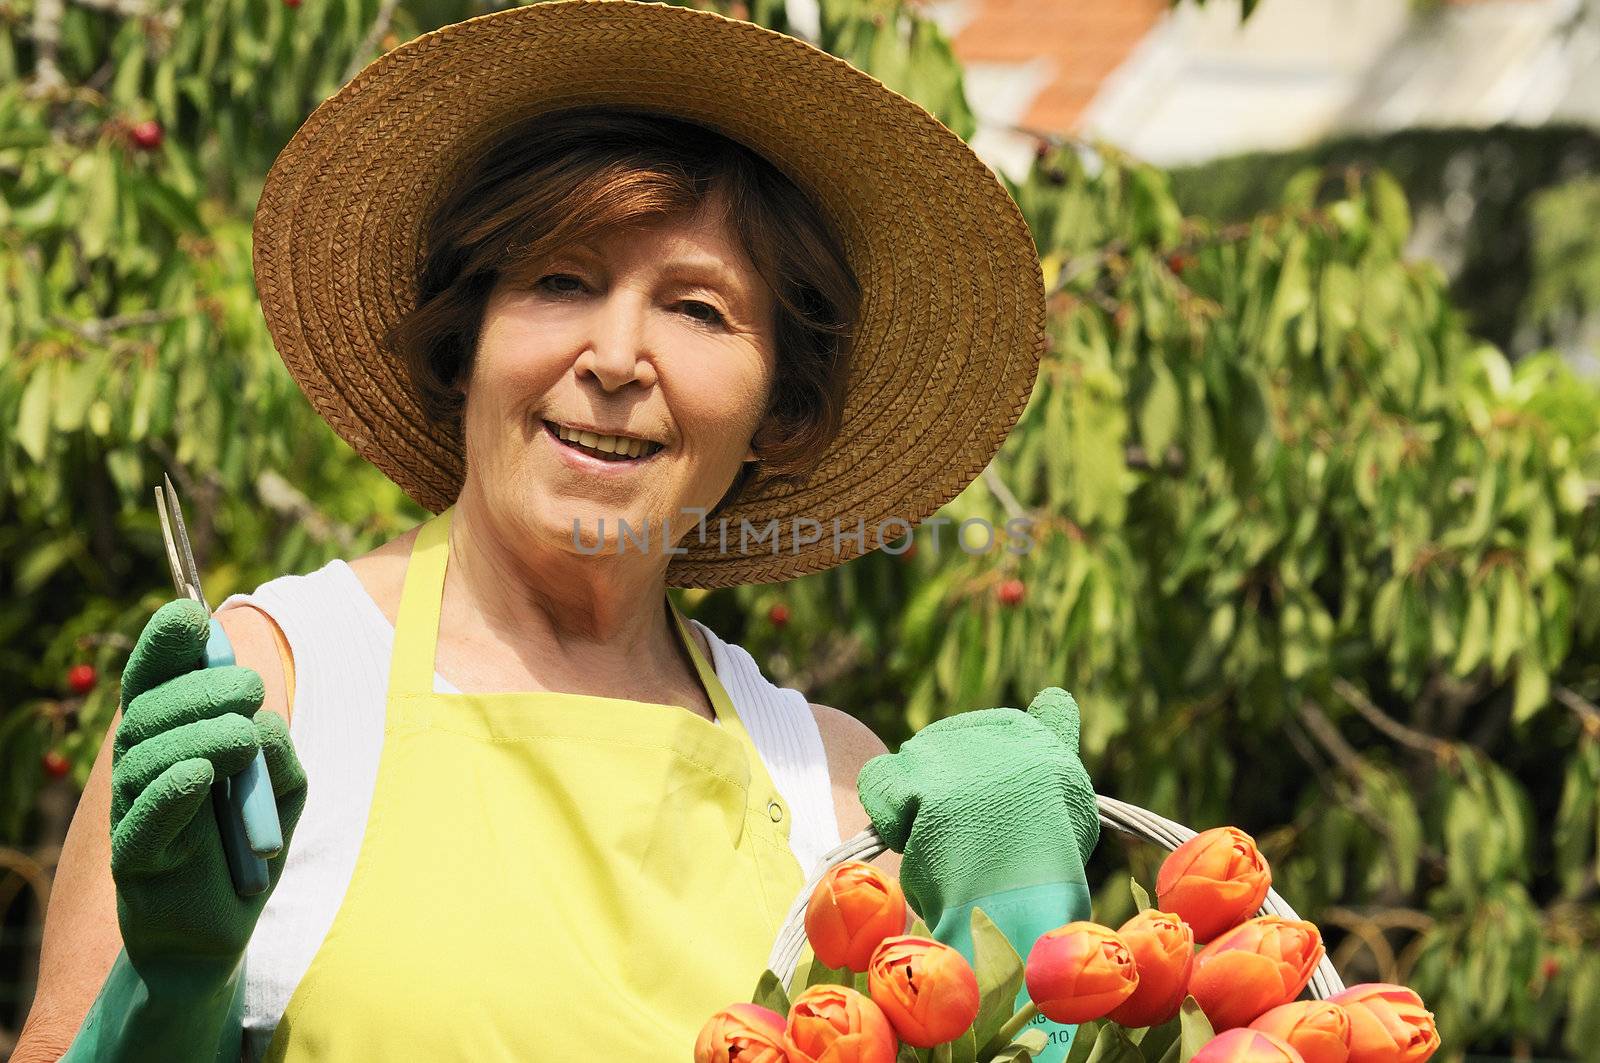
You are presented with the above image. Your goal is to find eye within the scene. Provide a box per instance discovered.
[679,299,727,327]
[536,274,587,295]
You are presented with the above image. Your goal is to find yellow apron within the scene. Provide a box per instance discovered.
[261,506,804,1060]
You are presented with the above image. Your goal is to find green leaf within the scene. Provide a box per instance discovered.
[78,148,118,260]
[750,968,790,1015]
[1177,997,1215,1062]
[1370,171,1411,247]
[898,1044,932,1063]
[1084,1023,1144,1063]
[1129,876,1152,913]
[16,537,78,594]
[1013,1029,1049,1052]
[1452,585,1490,676]
[1064,1019,1101,1063]
[948,1025,978,1063]
[1512,649,1549,724]
[971,907,1026,1049]
[1138,362,1181,460]
[803,954,853,989]
[53,358,98,433]
[17,363,53,462]
[1490,567,1522,674]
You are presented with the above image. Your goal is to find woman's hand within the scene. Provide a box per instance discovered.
[109,599,309,973]
[855,688,1099,971]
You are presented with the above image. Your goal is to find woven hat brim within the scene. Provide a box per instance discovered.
[253,0,1046,588]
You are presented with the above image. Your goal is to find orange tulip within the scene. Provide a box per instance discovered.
[1188,916,1325,1030]
[1192,1027,1308,1063]
[1249,1001,1352,1063]
[695,1003,791,1063]
[866,935,980,1047]
[784,984,898,1063]
[1024,921,1140,1024]
[1326,983,1440,1063]
[1105,908,1196,1028]
[805,861,909,972]
[1157,826,1273,943]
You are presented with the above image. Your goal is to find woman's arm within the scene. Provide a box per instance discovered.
[10,707,122,1063]
[11,605,291,1062]
[810,703,901,881]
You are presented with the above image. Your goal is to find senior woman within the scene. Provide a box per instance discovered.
[20,3,1102,1061]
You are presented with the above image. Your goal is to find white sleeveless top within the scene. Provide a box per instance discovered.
[216,559,841,1052]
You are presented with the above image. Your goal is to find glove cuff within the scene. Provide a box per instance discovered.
[63,948,244,1063]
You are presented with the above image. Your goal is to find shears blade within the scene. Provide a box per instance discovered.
[155,473,211,614]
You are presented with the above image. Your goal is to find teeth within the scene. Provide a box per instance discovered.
[551,423,660,459]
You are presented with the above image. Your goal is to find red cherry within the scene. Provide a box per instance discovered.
[67,663,97,695]
[1543,956,1562,981]
[42,751,71,778]
[129,120,163,151]
[997,579,1025,606]
[1166,252,1190,273]
[284,0,303,6]
[768,603,790,628]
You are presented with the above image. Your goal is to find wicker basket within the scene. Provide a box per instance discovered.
[767,794,1347,1001]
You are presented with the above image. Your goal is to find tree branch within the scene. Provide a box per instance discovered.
[981,466,1027,522]
[343,0,404,83]
[1554,686,1600,739]
[1332,677,1454,765]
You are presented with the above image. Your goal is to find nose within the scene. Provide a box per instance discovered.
[574,291,658,392]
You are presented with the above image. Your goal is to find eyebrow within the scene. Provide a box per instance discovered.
[560,245,756,312]
[569,240,742,288]
[658,259,746,298]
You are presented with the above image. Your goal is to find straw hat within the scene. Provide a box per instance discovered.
[253,0,1045,588]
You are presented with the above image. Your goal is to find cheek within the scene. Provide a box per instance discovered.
[676,360,770,450]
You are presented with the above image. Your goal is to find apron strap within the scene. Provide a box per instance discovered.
[388,506,454,698]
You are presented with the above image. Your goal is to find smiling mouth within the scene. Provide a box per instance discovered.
[543,420,666,463]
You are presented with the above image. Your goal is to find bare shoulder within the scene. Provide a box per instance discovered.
[212,524,420,728]
[809,703,890,769]
[344,524,419,627]
[215,604,293,725]
[809,703,900,878]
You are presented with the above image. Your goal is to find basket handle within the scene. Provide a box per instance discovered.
[768,793,1347,1001]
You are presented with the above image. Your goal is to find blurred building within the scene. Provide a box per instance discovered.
[783,0,1600,177]
[1079,0,1600,167]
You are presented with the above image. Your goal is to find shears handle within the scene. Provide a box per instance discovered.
[203,618,284,897]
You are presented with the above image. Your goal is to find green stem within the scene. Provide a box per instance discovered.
[979,1002,1039,1059]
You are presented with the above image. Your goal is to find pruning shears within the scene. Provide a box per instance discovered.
[155,473,283,897]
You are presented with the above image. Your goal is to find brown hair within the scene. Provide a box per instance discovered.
[385,106,861,517]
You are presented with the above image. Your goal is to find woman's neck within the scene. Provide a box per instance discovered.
[436,489,706,707]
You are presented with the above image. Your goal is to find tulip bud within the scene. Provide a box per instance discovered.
[694,1003,790,1063]
[1157,826,1273,943]
[1105,908,1195,1028]
[1326,983,1440,1063]
[1249,1001,1352,1063]
[866,935,980,1047]
[1024,921,1140,1025]
[805,860,908,972]
[785,984,899,1063]
[1191,1027,1308,1063]
[1188,916,1324,1030]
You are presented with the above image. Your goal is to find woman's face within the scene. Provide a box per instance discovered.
[459,191,778,564]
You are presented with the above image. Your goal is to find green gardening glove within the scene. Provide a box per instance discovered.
[857,688,1099,1061]
[65,599,308,1063]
